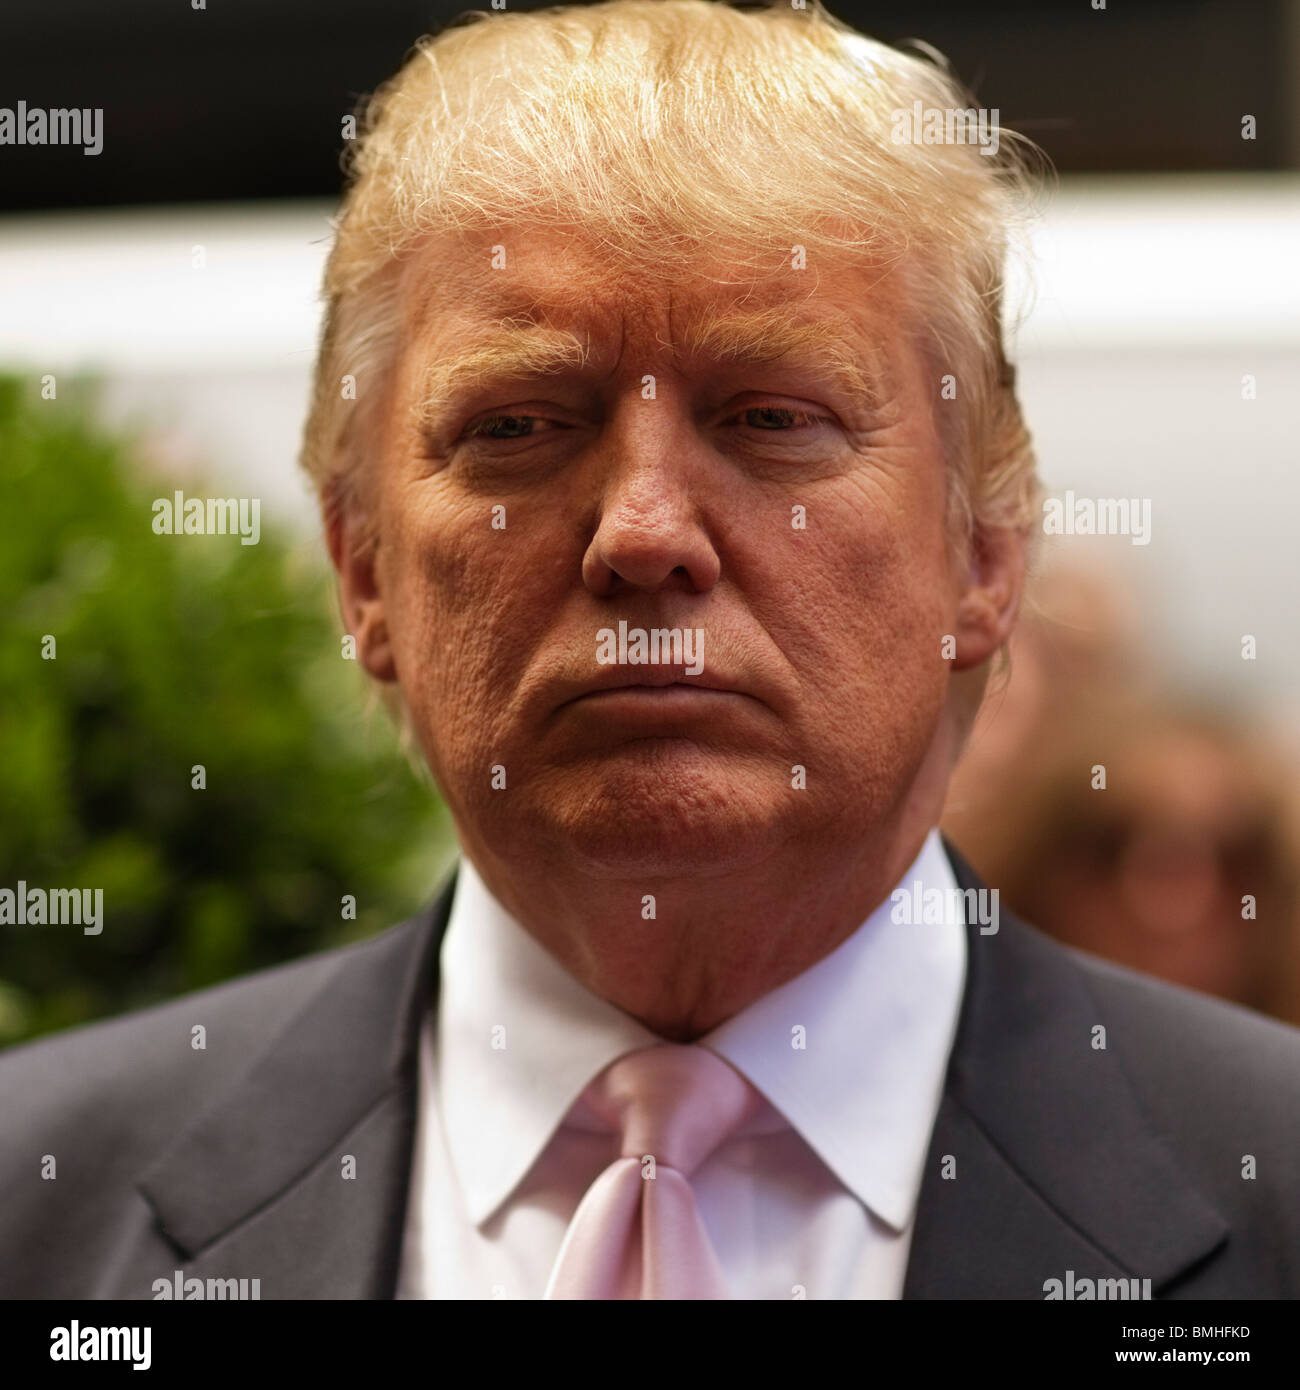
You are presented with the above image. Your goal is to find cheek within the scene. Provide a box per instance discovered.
[378,483,571,748]
[378,491,503,713]
[755,473,953,769]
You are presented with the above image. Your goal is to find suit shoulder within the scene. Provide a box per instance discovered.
[1031,931,1300,1213]
[0,907,439,1297]
[989,917,1300,1283]
[1069,943,1300,1102]
[0,915,427,1142]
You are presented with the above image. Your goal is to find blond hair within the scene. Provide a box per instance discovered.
[302,0,1044,555]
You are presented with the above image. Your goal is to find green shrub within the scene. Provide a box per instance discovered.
[0,374,451,1046]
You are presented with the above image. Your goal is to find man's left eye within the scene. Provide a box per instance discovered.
[729,406,823,431]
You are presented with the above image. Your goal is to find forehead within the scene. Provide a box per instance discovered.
[395,225,913,413]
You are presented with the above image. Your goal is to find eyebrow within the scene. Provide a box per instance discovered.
[409,302,892,431]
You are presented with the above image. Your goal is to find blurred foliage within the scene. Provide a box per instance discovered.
[0,375,452,1047]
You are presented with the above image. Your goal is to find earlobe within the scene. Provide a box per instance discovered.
[950,525,1026,672]
[354,596,398,683]
[326,503,399,684]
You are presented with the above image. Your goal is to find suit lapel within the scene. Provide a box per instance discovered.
[903,843,1228,1297]
[128,877,457,1299]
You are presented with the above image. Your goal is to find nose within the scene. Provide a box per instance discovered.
[581,405,722,598]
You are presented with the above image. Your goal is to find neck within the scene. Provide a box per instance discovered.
[459,786,945,1042]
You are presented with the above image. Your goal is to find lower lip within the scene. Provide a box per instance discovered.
[563,685,750,725]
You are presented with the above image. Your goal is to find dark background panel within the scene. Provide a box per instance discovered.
[0,0,1293,212]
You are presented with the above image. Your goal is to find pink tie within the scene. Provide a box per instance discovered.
[544,1043,763,1300]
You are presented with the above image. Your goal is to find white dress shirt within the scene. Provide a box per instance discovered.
[395,828,967,1300]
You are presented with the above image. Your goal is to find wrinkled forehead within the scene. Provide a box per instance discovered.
[391,221,917,416]
[398,216,913,328]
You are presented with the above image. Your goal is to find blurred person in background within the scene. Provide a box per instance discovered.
[945,562,1300,1025]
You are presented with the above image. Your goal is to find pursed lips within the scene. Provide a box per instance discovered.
[542,667,769,744]
[559,666,751,707]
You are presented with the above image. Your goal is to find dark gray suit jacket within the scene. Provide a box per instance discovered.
[2,844,1298,1298]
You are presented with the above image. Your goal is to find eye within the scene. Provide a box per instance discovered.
[726,404,827,431]
[463,413,559,441]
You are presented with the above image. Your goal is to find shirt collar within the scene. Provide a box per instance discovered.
[701,830,967,1229]
[437,829,966,1231]
[436,856,659,1226]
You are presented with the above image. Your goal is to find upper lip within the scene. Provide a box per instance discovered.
[557,665,751,707]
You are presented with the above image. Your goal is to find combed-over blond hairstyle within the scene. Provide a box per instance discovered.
[301,0,1043,555]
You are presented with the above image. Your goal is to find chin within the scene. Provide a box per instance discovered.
[529,749,796,879]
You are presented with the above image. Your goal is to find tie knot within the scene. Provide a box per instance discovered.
[580,1044,761,1178]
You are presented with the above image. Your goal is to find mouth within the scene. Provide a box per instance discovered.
[557,667,753,710]
[549,660,767,744]
[556,682,758,740]
[570,683,744,704]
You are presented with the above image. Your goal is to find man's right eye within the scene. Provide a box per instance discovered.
[464,414,559,441]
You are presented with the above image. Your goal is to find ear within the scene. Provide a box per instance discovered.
[325,494,398,684]
[950,523,1026,671]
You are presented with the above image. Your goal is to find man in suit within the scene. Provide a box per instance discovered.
[4,0,1299,1299]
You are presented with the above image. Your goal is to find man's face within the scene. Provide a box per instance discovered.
[337,227,998,880]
